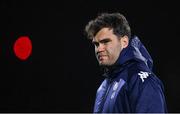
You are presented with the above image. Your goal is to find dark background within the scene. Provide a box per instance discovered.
[0,0,180,112]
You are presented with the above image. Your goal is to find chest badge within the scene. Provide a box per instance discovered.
[138,71,151,82]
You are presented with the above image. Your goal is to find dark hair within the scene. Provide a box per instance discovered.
[85,12,131,40]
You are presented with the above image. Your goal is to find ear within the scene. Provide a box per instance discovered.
[120,35,129,48]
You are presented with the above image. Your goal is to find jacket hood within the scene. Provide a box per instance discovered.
[115,35,153,70]
[102,36,153,77]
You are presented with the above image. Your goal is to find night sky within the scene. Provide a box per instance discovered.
[0,0,180,112]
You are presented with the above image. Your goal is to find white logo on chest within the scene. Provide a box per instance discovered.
[110,79,125,100]
[111,81,119,99]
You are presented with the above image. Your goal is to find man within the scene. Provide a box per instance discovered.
[84,12,167,113]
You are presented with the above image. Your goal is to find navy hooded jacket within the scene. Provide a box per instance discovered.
[93,36,167,113]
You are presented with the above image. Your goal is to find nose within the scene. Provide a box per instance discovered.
[96,43,105,53]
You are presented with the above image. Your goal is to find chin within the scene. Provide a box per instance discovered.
[99,62,112,67]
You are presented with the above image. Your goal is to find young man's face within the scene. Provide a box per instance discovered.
[92,27,128,66]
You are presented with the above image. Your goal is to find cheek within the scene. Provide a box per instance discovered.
[110,46,122,58]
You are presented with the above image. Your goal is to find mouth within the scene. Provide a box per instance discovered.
[98,55,107,61]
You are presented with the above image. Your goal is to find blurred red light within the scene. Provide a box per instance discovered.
[13,36,32,60]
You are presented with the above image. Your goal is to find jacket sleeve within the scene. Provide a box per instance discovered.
[127,71,167,113]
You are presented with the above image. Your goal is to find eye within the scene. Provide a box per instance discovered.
[102,40,108,44]
[92,42,99,47]
[101,39,110,44]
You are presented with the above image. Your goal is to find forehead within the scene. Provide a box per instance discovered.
[93,27,115,42]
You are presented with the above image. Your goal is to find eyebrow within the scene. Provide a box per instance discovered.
[92,38,111,44]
